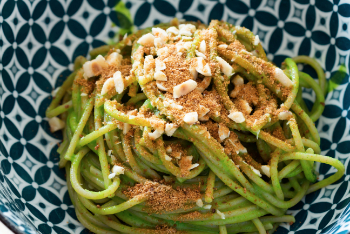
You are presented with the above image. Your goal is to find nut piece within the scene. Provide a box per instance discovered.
[176,41,192,52]
[253,35,260,46]
[261,165,271,178]
[173,80,197,98]
[179,24,196,36]
[112,165,125,175]
[101,77,115,95]
[165,123,178,136]
[123,123,131,135]
[218,124,230,142]
[278,111,293,120]
[196,199,203,207]
[148,129,164,140]
[166,26,179,36]
[164,155,172,161]
[230,75,245,98]
[152,27,168,47]
[216,209,225,219]
[203,205,212,209]
[228,111,245,123]
[137,33,155,47]
[155,59,166,71]
[183,112,198,125]
[237,99,252,115]
[156,81,168,91]
[157,47,169,57]
[199,40,206,53]
[154,70,167,81]
[83,55,108,79]
[144,55,155,74]
[198,105,210,118]
[189,163,199,170]
[113,71,124,94]
[49,117,65,132]
[195,50,206,59]
[232,75,245,86]
[106,52,123,67]
[218,44,228,49]
[194,57,212,76]
[166,146,172,154]
[51,87,60,97]
[251,166,262,177]
[274,68,293,87]
[189,65,198,80]
[216,56,234,77]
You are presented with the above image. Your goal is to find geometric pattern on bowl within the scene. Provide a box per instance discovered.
[0,0,350,233]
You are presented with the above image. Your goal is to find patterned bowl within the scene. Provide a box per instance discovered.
[1,0,350,233]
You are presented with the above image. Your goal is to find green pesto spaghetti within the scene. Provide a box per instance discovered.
[46,19,344,234]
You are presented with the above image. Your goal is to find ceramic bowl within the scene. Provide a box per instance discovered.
[1,0,350,233]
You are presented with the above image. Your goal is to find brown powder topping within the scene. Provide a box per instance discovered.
[178,156,193,176]
[75,75,95,95]
[177,211,207,221]
[155,225,178,234]
[157,49,193,92]
[271,126,286,141]
[234,82,259,106]
[228,40,246,52]
[201,121,219,141]
[124,181,201,213]
[96,61,132,94]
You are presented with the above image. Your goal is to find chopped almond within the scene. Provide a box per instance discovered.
[216,56,233,77]
[155,59,166,71]
[232,75,244,86]
[183,112,198,125]
[106,52,123,67]
[218,124,230,142]
[199,40,206,53]
[152,27,168,47]
[148,129,164,140]
[144,55,155,74]
[218,44,228,49]
[157,47,169,57]
[274,68,293,87]
[189,65,198,80]
[165,123,177,136]
[195,50,206,59]
[154,71,167,81]
[173,80,197,98]
[194,57,211,76]
[137,33,155,47]
[113,71,124,94]
[101,77,115,95]
[261,165,271,177]
[123,123,131,134]
[278,111,293,120]
[83,55,108,79]
[228,111,245,123]
[112,165,125,175]
[179,24,196,36]
[49,117,65,132]
[166,26,179,35]
[253,35,260,46]
[198,105,210,118]
[156,82,168,91]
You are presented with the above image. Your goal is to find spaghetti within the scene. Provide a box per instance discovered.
[47,19,344,234]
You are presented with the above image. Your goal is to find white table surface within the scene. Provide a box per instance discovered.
[0,221,14,234]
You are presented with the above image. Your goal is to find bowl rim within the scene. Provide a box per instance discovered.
[0,213,24,234]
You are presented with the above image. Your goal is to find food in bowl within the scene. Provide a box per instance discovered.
[45,19,344,234]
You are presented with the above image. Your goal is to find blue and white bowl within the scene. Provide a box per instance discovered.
[1,0,350,233]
